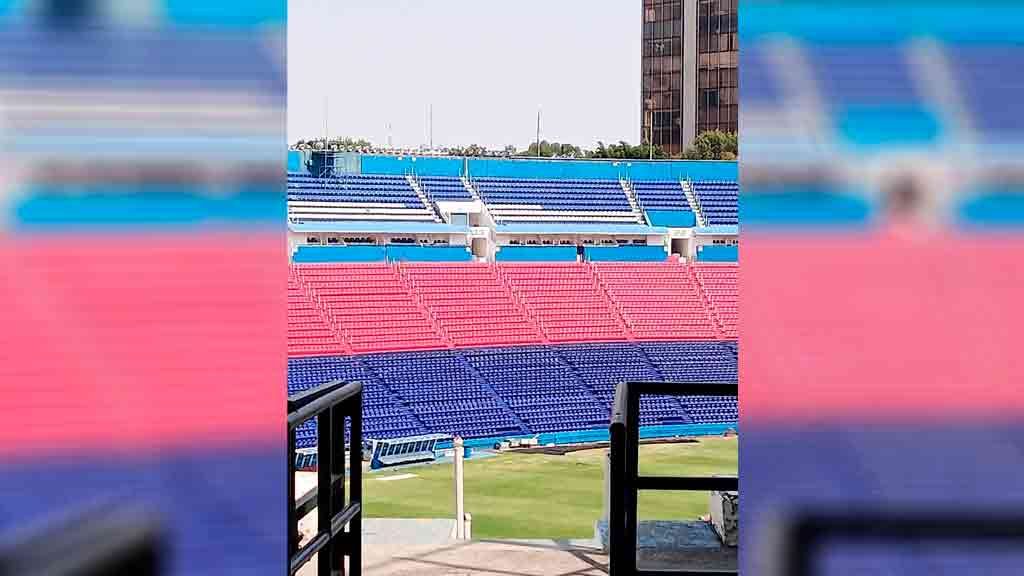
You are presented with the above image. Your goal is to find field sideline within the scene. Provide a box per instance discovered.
[355,436,738,539]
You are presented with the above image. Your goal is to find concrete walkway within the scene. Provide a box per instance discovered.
[363,540,608,576]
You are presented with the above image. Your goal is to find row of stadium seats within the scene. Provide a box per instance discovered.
[287,261,738,356]
[692,180,740,226]
[288,172,738,227]
[287,341,738,443]
[746,39,1024,149]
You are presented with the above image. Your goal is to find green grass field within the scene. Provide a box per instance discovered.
[357,436,737,539]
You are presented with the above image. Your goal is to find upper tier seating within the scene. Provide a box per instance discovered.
[473,177,642,225]
[500,263,629,343]
[950,46,1024,139]
[287,173,438,223]
[633,180,692,211]
[743,43,784,106]
[417,176,474,202]
[400,263,544,348]
[595,262,721,340]
[692,180,739,225]
[294,263,446,353]
[807,45,941,146]
[691,263,738,339]
[287,341,737,439]
[289,262,736,354]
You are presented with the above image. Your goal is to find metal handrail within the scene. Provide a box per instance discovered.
[288,380,363,576]
[608,380,738,576]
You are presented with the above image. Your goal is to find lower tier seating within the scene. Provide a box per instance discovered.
[288,341,737,441]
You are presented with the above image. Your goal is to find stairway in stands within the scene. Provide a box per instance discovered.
[500,263,631,342]
[400,263,544,348]
[295,263,447,353]
[287,269,348,357]
[682,180,707,227]
[594,261,720,340]
[620,178,648,224]
[691,263,738,339]
[406,174,443,222]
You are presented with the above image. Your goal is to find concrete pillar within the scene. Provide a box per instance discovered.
[681,0,699,151]
[454,436,466,539]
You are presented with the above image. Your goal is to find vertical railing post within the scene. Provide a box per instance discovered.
[623,386,640,576]
[317,409,334,576]
[348,394,363,575]
[608,423,623,574]
[288,426,298,560]
[330,405,346,575]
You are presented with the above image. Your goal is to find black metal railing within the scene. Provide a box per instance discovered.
[0,503,164,575]
[778,508,1024,576]
[608,381,738,576]
[288,380,363,576]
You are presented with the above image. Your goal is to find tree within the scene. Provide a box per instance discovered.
[680,131,737,160]
[520,140,584,158]
[586,140,667,160]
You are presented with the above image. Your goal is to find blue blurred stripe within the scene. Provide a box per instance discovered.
[12,188,284,229]
[742,1,1024,45]
[741,187,876,229]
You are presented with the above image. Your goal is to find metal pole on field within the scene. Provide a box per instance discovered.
[454,436,466,539]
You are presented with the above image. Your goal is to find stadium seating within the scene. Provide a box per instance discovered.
[473,177,642,225]
[294,263,447,353]
[288,341,738,439]
[633,180,692,211]
[950,46,1024,139]
[287,173,437,223]
[692,180,739,225]
[461,346,610,433]
[594,262,722,340]
[288,270,346,357]
[691,263,738,339]
[399,263,544,348]
[807,45,942,146]
[500,263,629,342]
[288,355,425,445]
[417,176,474,202]
[290,262,736,352]
[287,259,738,439]
[360,350,525,438]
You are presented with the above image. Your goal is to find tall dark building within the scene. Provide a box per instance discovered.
[642,0,738,156]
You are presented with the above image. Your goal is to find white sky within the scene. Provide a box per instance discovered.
[288,0,641,150]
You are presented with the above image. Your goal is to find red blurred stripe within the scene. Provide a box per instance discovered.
[742,230,1024,422]
[0,233,285,457]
